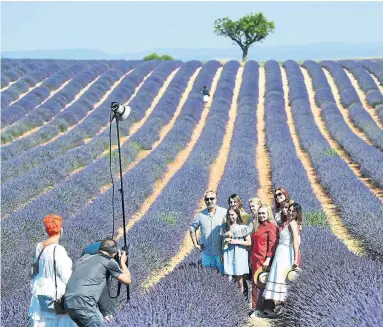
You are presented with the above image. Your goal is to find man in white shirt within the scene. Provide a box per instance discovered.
[189,190,226,273]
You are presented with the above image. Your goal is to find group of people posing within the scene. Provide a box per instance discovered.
[189,188,303,319]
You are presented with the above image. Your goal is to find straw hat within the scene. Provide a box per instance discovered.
[253,266,269,288]
[286,266,301,282]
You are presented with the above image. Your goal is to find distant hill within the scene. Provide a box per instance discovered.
[2,42,383,61]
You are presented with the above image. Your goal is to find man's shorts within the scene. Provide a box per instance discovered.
[66,307,104,327]
[202,252,224,273]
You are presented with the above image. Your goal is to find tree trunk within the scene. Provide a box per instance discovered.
[242,47,248,62]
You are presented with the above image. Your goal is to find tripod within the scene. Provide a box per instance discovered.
[111,104,130,302]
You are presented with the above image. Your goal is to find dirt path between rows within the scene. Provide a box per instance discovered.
[256,67,274,206]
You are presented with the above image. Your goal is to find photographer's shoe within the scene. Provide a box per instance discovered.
[104,315,115,323]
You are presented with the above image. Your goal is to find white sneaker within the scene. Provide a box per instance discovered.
[104,315,115,323]
[249,310,264,319]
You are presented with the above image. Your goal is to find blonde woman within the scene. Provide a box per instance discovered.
[249,205,278,318]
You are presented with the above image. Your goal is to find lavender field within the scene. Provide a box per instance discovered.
[1,57,383,327]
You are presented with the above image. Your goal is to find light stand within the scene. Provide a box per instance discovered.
[111,101,131,302]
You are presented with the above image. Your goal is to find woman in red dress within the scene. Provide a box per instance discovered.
[249,204,278,318]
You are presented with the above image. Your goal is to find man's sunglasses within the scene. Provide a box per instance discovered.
[205,197,216,202]
[275,192,283,197]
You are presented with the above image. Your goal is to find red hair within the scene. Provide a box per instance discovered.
[274,187,291,210]
[43,214,63,236]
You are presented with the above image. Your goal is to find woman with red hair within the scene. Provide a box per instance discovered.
[29,214,77,327]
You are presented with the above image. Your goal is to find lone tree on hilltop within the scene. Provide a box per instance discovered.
[214,13,275,62]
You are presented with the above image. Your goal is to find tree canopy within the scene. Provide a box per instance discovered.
[143,53,174,61]
[214,13,275,62]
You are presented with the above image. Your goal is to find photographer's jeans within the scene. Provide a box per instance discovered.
[98,284,116,317]
[66,308,105,327]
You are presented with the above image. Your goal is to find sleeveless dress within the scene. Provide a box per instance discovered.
[222,224,250,276]
[263,224,294,302]
[29,243,77,327]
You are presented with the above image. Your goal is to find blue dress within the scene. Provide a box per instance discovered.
[222,224,250,276]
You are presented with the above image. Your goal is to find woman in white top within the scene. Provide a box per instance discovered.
[29,214,77,327]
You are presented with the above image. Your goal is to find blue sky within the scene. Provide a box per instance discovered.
[1,1,382,53]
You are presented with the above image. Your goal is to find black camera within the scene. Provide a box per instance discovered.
[115,244,129,267]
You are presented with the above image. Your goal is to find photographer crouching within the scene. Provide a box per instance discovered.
[64,238,131,327]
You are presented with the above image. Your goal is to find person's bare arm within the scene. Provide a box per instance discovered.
[229,234,251,246]
[190,231,202,250]
[116,251,132,285]
[289,221,300,266]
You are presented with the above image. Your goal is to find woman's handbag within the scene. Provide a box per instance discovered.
[37,246,67,315]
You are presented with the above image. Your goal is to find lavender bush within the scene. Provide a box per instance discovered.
[320,60,383,150]
[285,60,383,256]
[362,59,383,86]
[263,60,322,218]
[217,60,260,205]
[1,61,140,146]
[1,61,159,182]
[1,60,185,214]
[110,252,249,327]
[276,227,383,327]
[302,60,383,189]
[1,61,44,87]
[1,62,64,109]
[1,65,112,154]
[340,59,383,124]
[1,63,109,146]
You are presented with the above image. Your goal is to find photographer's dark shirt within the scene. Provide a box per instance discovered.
[64,252,123,310]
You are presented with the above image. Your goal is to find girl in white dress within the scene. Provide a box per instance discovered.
[29,214,77,327]
[219,208,251,295]
[262,202,301,316]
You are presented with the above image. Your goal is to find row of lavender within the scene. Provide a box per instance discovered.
[1,60,138,157]
[1,60,158,183]
[302,61,383,189]
[284,60,383,257]
[217,60,260,204]
[278,226,383,327]
[0,59,142,88]
[110,252,249,327]
[1,61,71,111]
[2,61,45,88]
[1,59,70,89]
[320,60,383,150]
[0,60,220,325]
[0,60,186,218]
[264,61,323,219]
[345,59,383,124]
[362,59,383,85]
[1,61,107,143]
